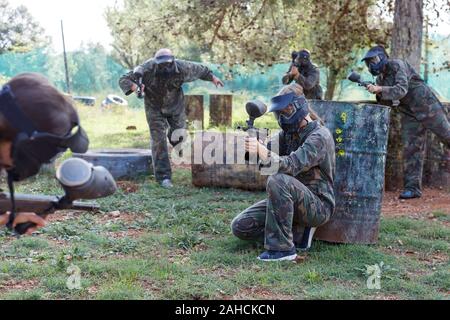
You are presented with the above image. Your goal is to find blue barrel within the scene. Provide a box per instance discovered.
[310,101,390,244]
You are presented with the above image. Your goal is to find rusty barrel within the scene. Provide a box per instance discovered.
[310,100,391,244]
[191,131,267,191]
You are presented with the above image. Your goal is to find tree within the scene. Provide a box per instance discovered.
[106,0,391,96]
[307,0,390,99]
[0,0,47,54]
[382,0,450,190]
[381,0,424,190]
[105,0,205,69]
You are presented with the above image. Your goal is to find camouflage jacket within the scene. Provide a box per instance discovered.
[375,59,439,117]
[119,59,214,114]
[282,63,323,100]
[265,121,336,211]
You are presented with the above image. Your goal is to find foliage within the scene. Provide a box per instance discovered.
[105,0,206,69]
[0,0,48,54]
[0,44,127,95]
[106,0,392,98]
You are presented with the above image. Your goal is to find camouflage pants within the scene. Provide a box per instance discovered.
[402,102,450,194]
[145,105,187,182]
[231,173,332,251]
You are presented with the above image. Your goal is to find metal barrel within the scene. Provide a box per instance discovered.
[309,100,391,244]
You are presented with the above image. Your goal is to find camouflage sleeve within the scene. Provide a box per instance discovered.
[267,131,327,176]
[118,71,136,96]
[380,61,409,101]
[295,67,320,90]
[179,61,214,82]
[119,61,155,96]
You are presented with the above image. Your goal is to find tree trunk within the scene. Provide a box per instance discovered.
[391,0,423,70]
[325,67,338,100]
[420,17,448,189]
[385,0,424,191]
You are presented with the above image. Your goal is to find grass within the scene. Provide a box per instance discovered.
[0,101,448,300]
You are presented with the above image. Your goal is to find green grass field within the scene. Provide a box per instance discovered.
[0,101,448,300]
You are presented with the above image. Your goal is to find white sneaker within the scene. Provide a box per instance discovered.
[160,179,173,189]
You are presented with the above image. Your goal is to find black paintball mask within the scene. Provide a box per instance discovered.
[0,84,89,230]
[294,50,311,68]
[155,55,176,77]
[362,46,389,76]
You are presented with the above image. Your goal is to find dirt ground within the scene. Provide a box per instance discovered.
[382,188,450,217]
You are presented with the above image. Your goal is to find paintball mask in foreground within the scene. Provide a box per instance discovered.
[0,85,89,181]
[0,84,89,231]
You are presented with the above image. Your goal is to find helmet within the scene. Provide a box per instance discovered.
[269,92,309,133]
[362,46,389,76]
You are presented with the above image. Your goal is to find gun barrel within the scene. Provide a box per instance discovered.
[0,193,99,215]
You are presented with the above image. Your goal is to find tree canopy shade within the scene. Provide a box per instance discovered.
[0,0,48,54]
[105,0,392,99]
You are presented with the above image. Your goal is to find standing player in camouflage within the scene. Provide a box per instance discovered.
[231,83,335,261]
[362,45,450,199]
[282,49,323,100]
[119,49,224,188]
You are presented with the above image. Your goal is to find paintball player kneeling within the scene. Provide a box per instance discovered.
[0,73,89,235]
[231,83,336,262]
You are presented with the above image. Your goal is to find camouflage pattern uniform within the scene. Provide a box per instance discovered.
[119,59,214,182]
[375,59,450,195]
[231,120,336,251]
[282,63,323,100]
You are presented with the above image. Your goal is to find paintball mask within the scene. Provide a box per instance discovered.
[0,84,89,231]
[0,85,89,181]
[155,55,176,77]
[362,46,388,76]
[294,49,311,68]
[269,92,309,133]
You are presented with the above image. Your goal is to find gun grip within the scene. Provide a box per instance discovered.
[14,222,37,235]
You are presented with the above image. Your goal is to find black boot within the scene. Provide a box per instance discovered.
[297,227,317,251]
[399,189,421,199]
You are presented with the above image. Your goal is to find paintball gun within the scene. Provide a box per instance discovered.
[0,158,117,235]
[347,71,375,88]
[133,66,145,99]
[286,51,301,75]
[237,100,269,139]
[237,100,269,162]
